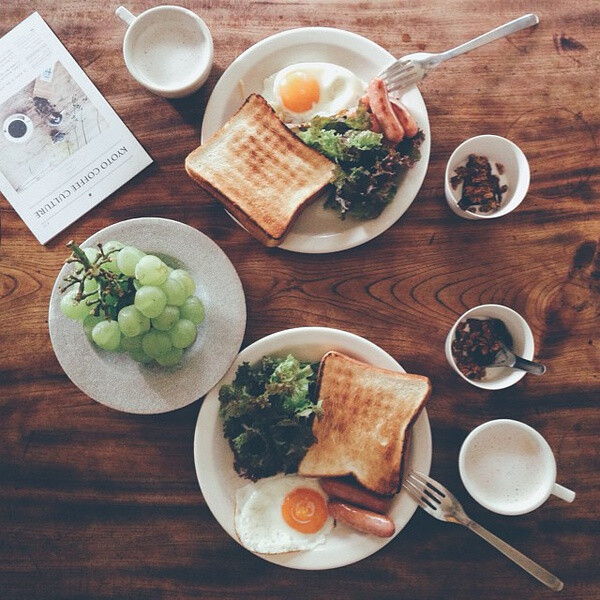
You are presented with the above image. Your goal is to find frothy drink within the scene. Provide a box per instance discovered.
[130,21,205,89]
[461,422,552,512]
[118,5,213,99]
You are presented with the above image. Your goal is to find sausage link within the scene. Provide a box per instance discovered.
[370,114,382,133]
[358,94,382,132]
[390,101,419,138]
[328,501,396,538]
[320,478,392,514]
[367,77,404,143]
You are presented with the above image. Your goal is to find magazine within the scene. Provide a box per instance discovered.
[0,12,152,244]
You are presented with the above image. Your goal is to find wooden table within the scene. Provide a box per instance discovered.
[1,2,598,598]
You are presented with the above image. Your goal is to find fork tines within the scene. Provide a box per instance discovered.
[403,471,446,513]
[380,60,419,94]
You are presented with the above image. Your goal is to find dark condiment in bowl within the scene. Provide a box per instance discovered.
[450,154,508,213]
[451,318,513,380]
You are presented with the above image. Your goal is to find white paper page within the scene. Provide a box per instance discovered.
[0,12,153,244]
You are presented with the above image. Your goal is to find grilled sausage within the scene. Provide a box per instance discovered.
[367,77,404,143]
[320,478,393,514]
[328,501,396,538]
[390,101,419,138]
[370,113,382,133]
[358,94,382,132]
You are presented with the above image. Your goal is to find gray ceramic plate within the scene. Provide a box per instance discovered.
[48,217,246,414]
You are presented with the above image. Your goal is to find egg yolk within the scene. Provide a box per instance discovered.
[281,487,328,534]
[278,72,320,113]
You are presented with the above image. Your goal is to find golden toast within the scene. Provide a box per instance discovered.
[299,351,431,495]
[185,94,335,247]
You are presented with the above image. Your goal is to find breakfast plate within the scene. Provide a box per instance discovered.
[194,326,432,569]
[48,217,246,414]
[201,27,431,254]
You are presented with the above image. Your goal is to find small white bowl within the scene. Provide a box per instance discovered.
[445,135,530,220]
[445,304,535,390]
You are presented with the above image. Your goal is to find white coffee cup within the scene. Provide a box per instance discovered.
[116,5,213,99]
[459,419,575,515]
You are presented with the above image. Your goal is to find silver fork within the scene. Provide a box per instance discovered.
[403,471,564,592]
[381,13,540,94]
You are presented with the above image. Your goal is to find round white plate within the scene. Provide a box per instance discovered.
[194,327,432,569]
[201,27,431,254]
[48,217,246,414]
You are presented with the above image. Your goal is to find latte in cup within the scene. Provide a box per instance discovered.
[116,6,213,99]
[459,419,575,515]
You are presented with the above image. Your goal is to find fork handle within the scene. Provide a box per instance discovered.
[466,520,564,592]
[434,14,539,66]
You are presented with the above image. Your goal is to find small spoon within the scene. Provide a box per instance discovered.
[489,343,546,375]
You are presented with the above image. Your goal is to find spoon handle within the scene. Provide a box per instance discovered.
[512,355,546,375]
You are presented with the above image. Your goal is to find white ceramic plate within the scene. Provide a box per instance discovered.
[194,327,432,569]
[48,217,246,414]
[201,27,431,254]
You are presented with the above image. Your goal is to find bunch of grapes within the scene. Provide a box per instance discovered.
[60,240,205,367]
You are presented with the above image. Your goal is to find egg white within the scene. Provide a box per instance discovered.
[235,474,333,554]
[261,62,366,124]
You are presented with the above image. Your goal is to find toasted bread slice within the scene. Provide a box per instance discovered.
[185,94,335,247]
[299,351,431,495]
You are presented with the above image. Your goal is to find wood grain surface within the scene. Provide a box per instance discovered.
[1,1,599,599]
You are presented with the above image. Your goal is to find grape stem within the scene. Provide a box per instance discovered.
[60,241,135,320]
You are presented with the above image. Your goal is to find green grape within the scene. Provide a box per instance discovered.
[91,320,121,351]
[169,318,197,349]
[142,330,172,358]
[180,295,205,325]
[135,254,169,286]
[129,348,155,364]
[101,240,124,273]
[133,279,142,290]
[83,315,103,341]
[134,285,167,318]
[170,269,195,297]
[160,275,187,306]
[84,291,99,309]
[116,245,146,277]
[120,334,144,352]
[83,246,98,263]
[83,277,98,294]
[117,305,151,337]
[103,240,124,253]
[156,346,184,367]
[151,305,180,331]
[60,289,92,321]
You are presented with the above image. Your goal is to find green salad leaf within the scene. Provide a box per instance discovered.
[219,354,320,480]
[297,105,424,220]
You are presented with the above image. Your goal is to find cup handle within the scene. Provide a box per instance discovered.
[552,482,576,503]
[115,6,136,26]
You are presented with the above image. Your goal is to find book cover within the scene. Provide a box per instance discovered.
[0,12,153,244]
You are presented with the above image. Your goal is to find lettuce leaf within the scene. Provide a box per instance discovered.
[297,105,424,220]
[218,355,320,480]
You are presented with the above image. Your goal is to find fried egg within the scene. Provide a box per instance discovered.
[261,62,365,124]
[235,474,333,554]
